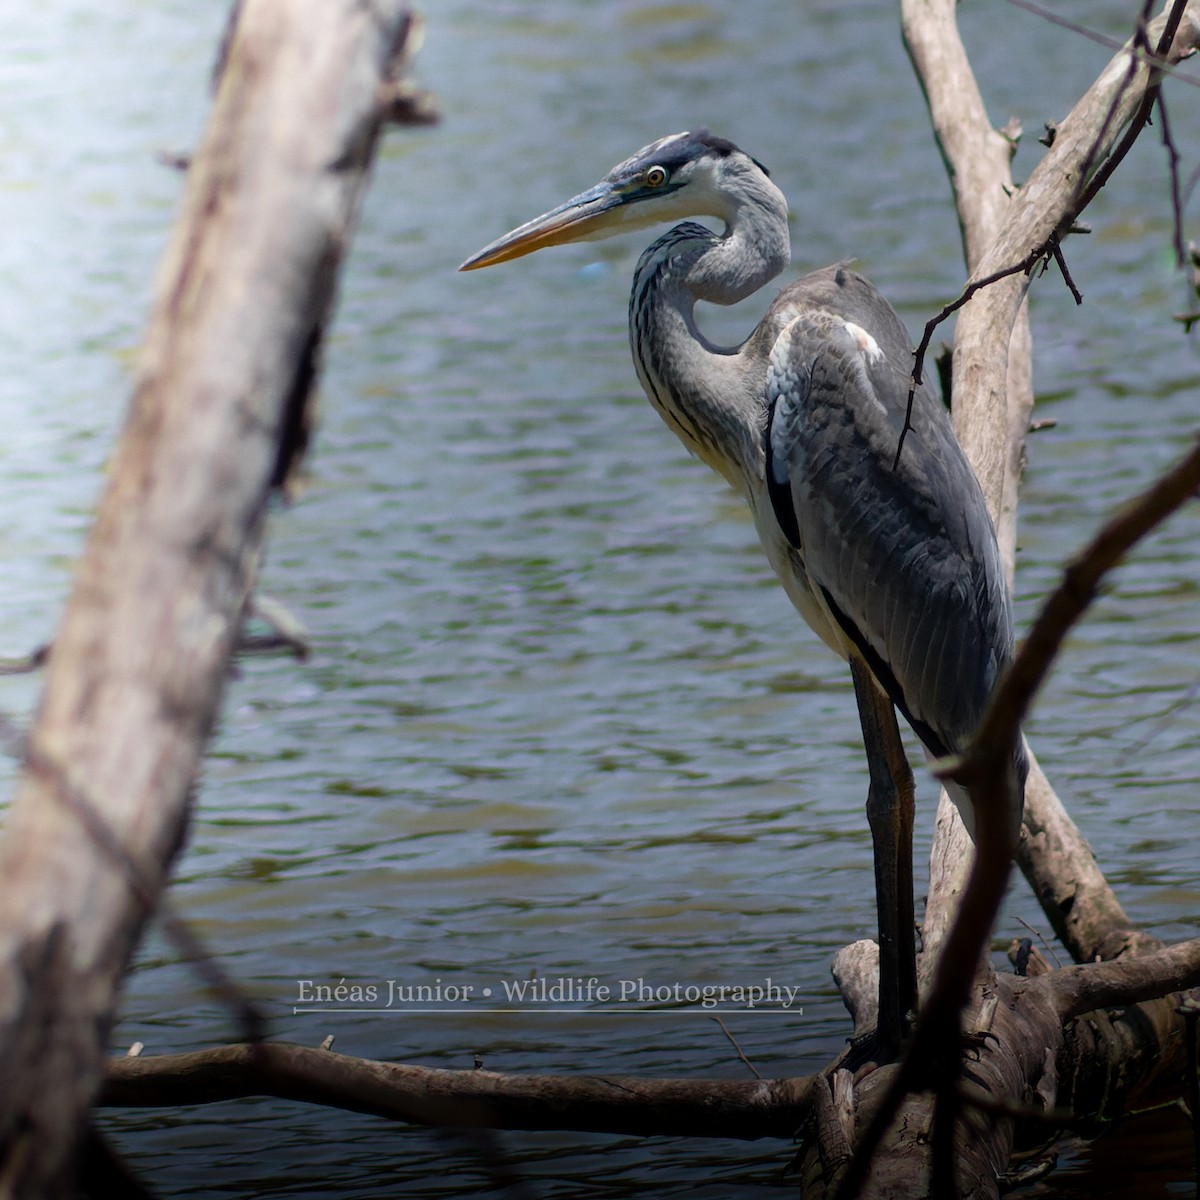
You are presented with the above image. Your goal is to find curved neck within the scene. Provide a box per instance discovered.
[685,177,791,306]
[627,201,789,493]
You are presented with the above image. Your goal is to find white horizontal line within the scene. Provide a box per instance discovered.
[292,1007,803,1015]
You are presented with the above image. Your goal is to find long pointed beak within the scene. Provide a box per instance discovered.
[459,182,625,271]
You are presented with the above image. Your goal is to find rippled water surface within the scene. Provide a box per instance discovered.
[1,2,1198,1196]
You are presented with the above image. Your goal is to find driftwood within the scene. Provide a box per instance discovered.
[0,3,428,1195]
[100,1042,815,1140]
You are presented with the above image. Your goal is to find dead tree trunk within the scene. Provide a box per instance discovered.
[0,3,422,1194]
[909,0,1186,971]
[906,0,1198,976]
[800,3,1200,1196]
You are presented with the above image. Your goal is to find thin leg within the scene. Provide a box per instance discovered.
[849,656,916,1059]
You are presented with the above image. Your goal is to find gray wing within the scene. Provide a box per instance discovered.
[765,267,1012,758]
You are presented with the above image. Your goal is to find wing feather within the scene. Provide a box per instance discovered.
[765,267,1013,758]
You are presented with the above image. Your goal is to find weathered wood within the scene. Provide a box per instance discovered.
[1053,923,1200,1023]
[902,0,1197,985]
[901,0,1031,539]
[902,0,1200,977]
[822,932,1200,1199]
[940,0,1200,968]
[901,0,1033,972]
[806,3,1200,1196]
[0,3,419,1194]
[99,1042,815,1141]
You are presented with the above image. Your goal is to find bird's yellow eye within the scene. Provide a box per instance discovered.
[645,165,668,187]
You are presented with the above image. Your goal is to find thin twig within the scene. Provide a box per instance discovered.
[1074,0,1156,209]
[1015,915,1065,971]
[1117,671,1200,763]
[1051,240,1084,304]
[1005,0,1200,84]
[1075,0,1191,215]
[1004,0,1136,51]
[710,1015,763,1079]
[1184,165,1200,213]
[1157,91,1189,267]
[896,248,1049,467]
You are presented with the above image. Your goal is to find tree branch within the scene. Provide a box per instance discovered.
[99,1043,814,1141]
[821,4,1200,1194]
[960,438,1200,783]
[0,4,426,1193]
[1051,938,1200,1023]
[907,0,1200,976]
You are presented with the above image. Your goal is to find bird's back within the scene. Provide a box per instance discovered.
[764,266,1013,762]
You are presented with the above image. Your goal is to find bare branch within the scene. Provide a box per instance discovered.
[1050,240,1084,304]
[834,435,1200,1200]
[1051,938,1200,1023]
[1156,92,1189,267]
[99,1043,814,1141]
[911,0,1200,973]
[827,6,1200,1196]
[710,1016,764,1080]
[902,0,1198,472]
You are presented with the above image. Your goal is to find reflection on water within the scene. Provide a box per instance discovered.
[1,1,1197,1196]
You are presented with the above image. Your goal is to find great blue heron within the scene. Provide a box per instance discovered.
[461,129,1025,1057]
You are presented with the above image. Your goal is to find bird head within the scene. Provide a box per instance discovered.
[459,130,783,271]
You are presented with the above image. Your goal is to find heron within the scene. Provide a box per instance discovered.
[461,130,1026,1059]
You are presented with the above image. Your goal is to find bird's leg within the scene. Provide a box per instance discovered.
[849,657,916,1061]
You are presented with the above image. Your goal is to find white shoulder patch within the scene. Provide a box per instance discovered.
[841,320,883,364]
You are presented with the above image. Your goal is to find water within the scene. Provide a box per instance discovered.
[0,2,1197,1196]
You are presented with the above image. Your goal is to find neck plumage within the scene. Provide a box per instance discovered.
[626,203,790,495]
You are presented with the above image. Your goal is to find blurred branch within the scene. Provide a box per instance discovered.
[834,450,1200,1194]
[962,438,1200,787]
[0,5,432,1194]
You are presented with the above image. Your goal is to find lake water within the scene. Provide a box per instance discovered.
[0,2,1197,1196]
